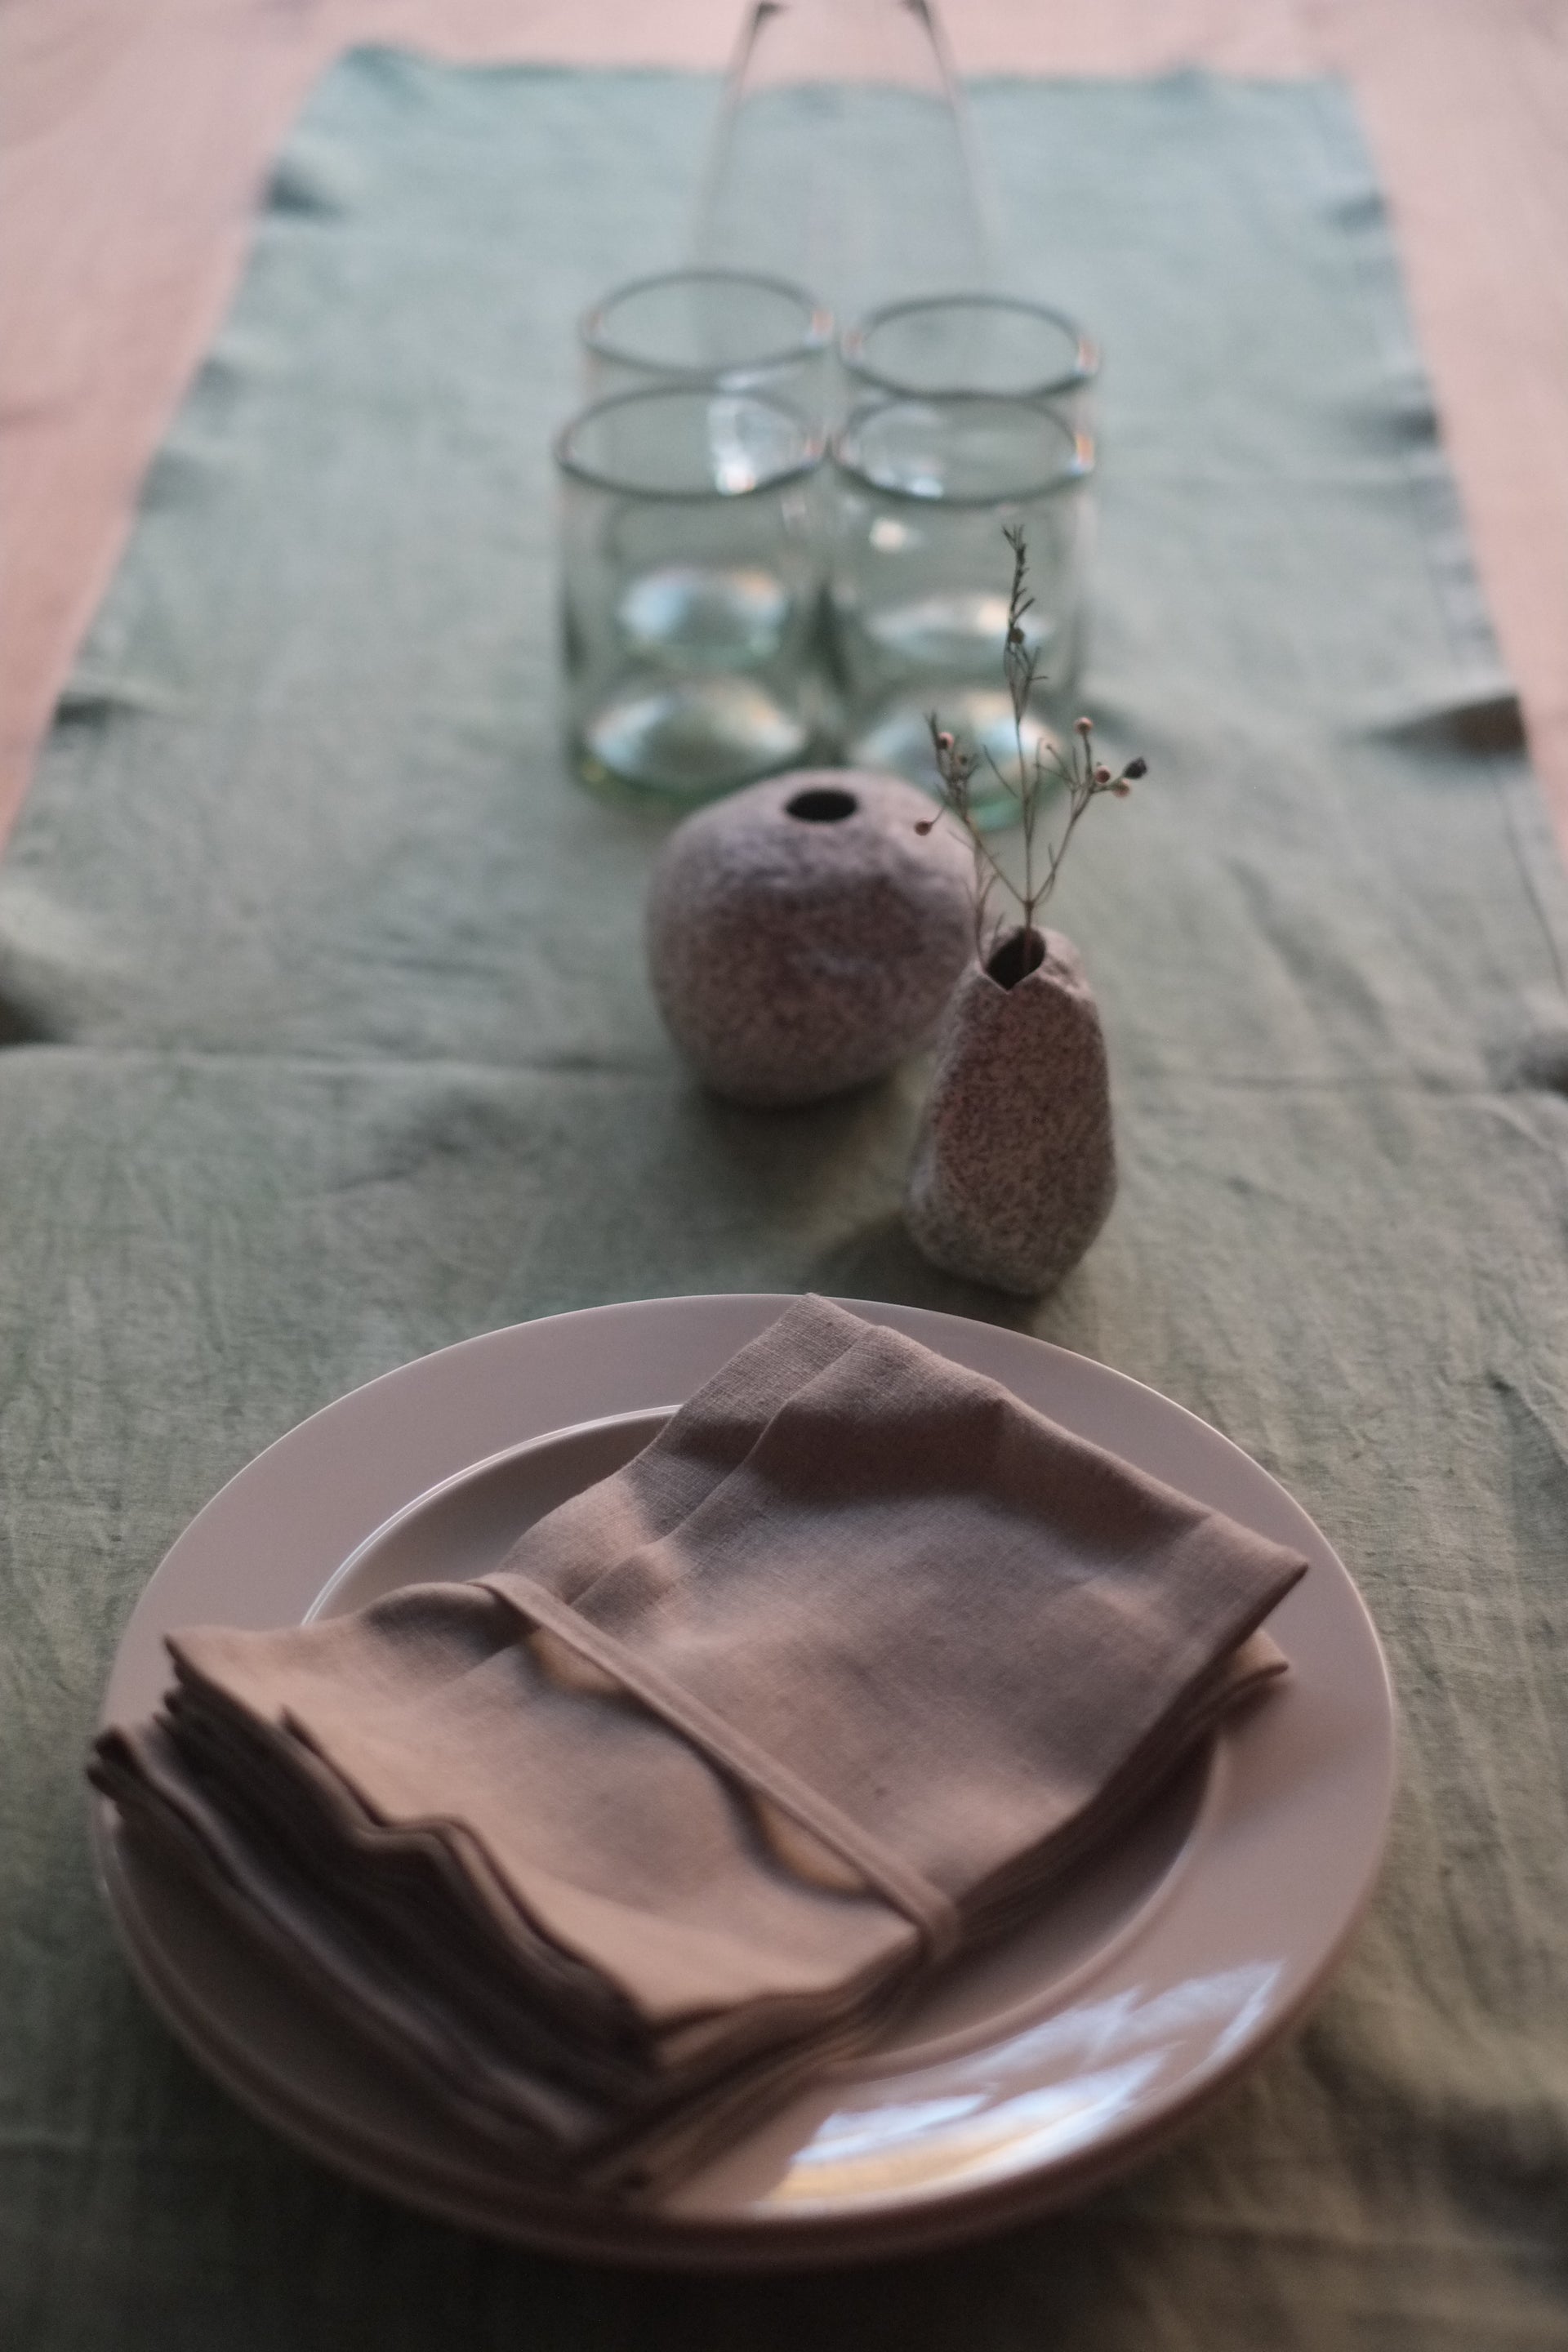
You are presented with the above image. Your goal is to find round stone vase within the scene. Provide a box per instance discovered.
[905,926,1116,1295]
[647,768,973,1107]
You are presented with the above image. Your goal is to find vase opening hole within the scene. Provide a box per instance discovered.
[786,786,858,824]
[987,928,1046,990]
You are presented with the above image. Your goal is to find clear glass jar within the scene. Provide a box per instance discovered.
[830,394,1094,822]
[556,386,831,801]
[580,269,835,430]
[841,294,1099,434]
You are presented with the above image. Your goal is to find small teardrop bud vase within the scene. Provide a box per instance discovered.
[905,926,1115,1296]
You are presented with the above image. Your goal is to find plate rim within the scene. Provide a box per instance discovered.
[96,1825,1366,2271]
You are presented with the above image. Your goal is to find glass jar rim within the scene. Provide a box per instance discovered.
[555,385,826,501]
[841,294,1099,402]
[580,268,835,382]
[832,393,1093,507]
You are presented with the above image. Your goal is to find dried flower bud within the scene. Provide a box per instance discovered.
[1075,715,1093,736]
[914,817,937,835]
[936,730,955,753]
[1007,626,1024,647]
[1124,756,1148,779]
[1111,780,1132,798]
[1094,764,1111,785]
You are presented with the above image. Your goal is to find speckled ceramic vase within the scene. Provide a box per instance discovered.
[905,927,1116,1295]
[646,768,973,1107]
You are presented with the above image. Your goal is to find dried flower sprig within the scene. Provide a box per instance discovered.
[916,525,1146,972]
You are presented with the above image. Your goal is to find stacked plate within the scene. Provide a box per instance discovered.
[92,1294,1395,2269]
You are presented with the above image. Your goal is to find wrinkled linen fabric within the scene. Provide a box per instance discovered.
[2,52,1568,2352]
[89,1296,1303,2189]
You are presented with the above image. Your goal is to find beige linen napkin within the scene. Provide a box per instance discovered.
[91,1297,1306,2192]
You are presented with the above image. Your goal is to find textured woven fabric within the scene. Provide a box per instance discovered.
[91,1296,1301,2189]
[3,51,1568,2350]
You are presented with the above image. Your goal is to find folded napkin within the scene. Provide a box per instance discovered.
[91,1297,1307,2193]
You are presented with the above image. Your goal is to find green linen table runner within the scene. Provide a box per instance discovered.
[2,51,1566,2350]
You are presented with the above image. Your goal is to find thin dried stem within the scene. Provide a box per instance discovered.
[920,528,1147,977]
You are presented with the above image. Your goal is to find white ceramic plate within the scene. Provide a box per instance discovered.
[93,1294,1395,2270]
